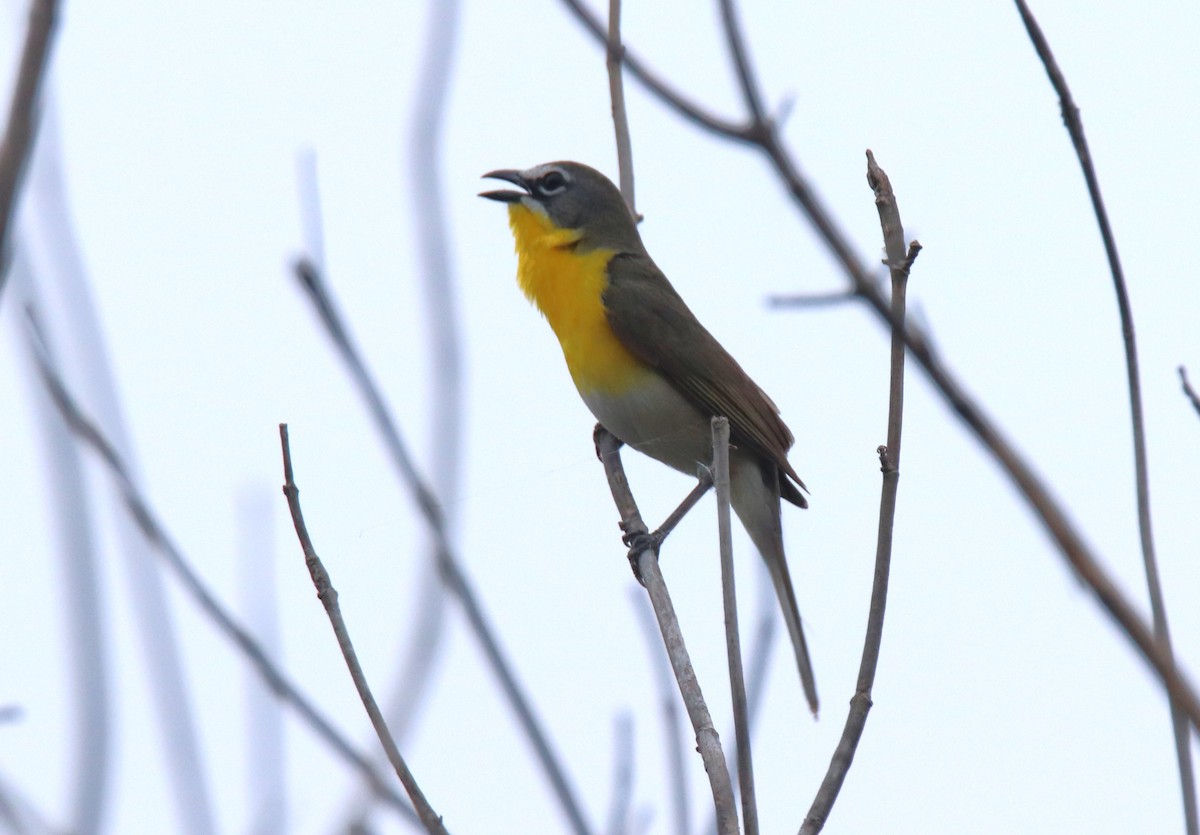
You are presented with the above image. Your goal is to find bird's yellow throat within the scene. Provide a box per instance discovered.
[507,203,647,394]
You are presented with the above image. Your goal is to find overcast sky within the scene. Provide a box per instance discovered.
[2,2,1199,833]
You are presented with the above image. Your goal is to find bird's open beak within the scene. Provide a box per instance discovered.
[479,169,530,203]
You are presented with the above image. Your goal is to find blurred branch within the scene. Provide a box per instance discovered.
[0,0,57,302]
[1180,367,1200,419]
[293,258,594,835]
[606,0,636,217]
[557,0,1200,738]
[0,769,56,835]
[402,0,463,757]
[604,713,635,835]
[23,317,421,828]
[802,152,915,834]
[279,426,448,835]
[21,97,215,834]
[236,488,286,835]
[15,276,110,834]
[629,591,690,835]
[594,426,739,835]
[1012,4,1196,831]
[712,417,757,835]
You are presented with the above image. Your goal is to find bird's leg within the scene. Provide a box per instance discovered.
[651,469,714,547]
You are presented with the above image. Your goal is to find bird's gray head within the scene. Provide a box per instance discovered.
[480,161,642,252]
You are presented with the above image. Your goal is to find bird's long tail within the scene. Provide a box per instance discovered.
[731,463,819,716]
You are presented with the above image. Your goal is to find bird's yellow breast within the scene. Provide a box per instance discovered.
[507,203,648,394]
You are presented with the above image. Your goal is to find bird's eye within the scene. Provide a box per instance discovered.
[537,170,568,195]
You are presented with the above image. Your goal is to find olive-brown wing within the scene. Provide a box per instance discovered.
[603,253,808,506]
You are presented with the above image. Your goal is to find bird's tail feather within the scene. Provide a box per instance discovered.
[731,462,819,716]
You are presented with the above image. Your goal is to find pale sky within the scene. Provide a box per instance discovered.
[2,2,1199,833]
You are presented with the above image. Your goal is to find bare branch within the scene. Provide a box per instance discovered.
[279,426,447,835]
[594,427,740,835]
[712,417,757,835]
[1013,4,1195,830]
[801,151,911,834]
[293,259,594,835]
[23,314,421,827]
[0,0,58,302]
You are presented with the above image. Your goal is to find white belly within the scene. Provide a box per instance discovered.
[579,372,714,478]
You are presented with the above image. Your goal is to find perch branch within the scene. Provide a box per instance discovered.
[594,426,740,835]
[713,417,757,835]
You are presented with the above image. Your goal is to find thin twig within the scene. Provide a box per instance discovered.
[594,427,740,835]
[801,151,913,834]
[702,567,779,835]
[0,0,58,301]
[606,0,636,217]
[712,417,757,835]
[23,317,421,827]
[293,259,593,835]
[279,426,448,835]
[1180,367,1200,419]
[629,592,690,835]
[767,290,859,310]
[556,0,1200,738]
[717,0,765,127]
[1012,4,1195,831]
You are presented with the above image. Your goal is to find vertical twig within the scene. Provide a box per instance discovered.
[594,427,740,835]
[801,152,915,834]
[279,426,448,835]
[712,417,757,835]
[606,0,636,217]
[1013,5,1196,832]
[0,0,58,300]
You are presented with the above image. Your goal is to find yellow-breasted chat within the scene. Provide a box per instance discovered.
[481,161,818,714]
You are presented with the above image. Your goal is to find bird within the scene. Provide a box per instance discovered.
[480,161,817,714]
